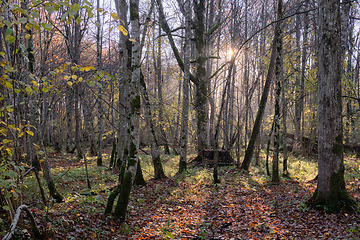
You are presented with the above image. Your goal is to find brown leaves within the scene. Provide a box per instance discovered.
[20,154,360,239]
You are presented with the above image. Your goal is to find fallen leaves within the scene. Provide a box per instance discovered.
[16,152,360,240]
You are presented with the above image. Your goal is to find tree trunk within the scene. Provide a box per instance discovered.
[194,0,209,154]
[272,0,283,184]
[309,0,358,213]
[155,25,170,155]
[96,0,103,166]
[240,31,278,171]
[113,0,143,221]
[114,0,130,172]
[140,72,166,180]
[178,0,191,175]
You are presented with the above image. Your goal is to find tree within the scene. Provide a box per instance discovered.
[272,0,283,184]
[177,0,191,174]
[140,72,166,180]
[113,0,142,221]
[309,0,358,213]
[240,25,279,172]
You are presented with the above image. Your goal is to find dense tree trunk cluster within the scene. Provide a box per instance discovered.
[1,0,359,225]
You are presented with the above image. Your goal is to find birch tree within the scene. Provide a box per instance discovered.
[113,0,142,221]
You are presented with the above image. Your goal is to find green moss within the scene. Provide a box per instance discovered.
[134,161,147,186]
[332,134,344,155]
[128,142,137,167]
[114,172,133,221]
[105,185,121,214]
[129,1,139,21]
[48,180,63,203]
[130,95,141,112]
[309,168,358,213]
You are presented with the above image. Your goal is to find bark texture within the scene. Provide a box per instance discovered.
[310,0,358,213]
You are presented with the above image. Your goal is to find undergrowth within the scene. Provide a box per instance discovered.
[3,148,359,239]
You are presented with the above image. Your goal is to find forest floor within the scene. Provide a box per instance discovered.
[10,149,360,239]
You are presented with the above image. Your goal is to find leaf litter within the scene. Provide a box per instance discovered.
[18,152,360,239]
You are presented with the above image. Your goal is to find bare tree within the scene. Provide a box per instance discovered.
[309,0,357,213]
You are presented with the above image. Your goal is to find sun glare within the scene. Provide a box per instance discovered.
[227,48,234,59]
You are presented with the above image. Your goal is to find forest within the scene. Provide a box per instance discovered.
[1,0,360,239]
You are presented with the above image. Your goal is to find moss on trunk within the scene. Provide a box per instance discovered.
[114,172,133,221]
[153,155,166,180]
[105,185,121,214]
[309,169,358,213]
[177,160,187,175]
[134,160,147,186]
[48,180,63,203]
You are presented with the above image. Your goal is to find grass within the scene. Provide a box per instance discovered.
[9,147,360,239]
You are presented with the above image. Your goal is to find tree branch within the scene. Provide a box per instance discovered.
[2,205,42,240]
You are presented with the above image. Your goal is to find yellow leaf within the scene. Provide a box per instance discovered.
[129,39,136,42]
[25,23,33,30]
[32,80,39,87]
[4,81,12,89]
[26,130,34,136]
[118,25,128,36]
[93,233,97,238]
[2,139,12,144]
[111,12,120,20]
[6,148,13,156]
[67,81,73,86]
[71,75,78,80]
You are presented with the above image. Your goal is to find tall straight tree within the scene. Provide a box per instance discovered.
[113,0,142,221]
[178,0,192,174]
[96,0,103,166]
[272,0,283,184]
[309,0,358,213]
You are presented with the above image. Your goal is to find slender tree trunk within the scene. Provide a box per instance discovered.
[282,70,288,176]
[213,58,235,184]
[240,32,278,171]
[272,0,283,184]
[115,0,130,172]
[178,0,191,174]
[97,0,103,166]
[140,72,166,180]
[155,25,170,155]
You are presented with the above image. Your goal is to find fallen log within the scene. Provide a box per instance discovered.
[189,149,234,167]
